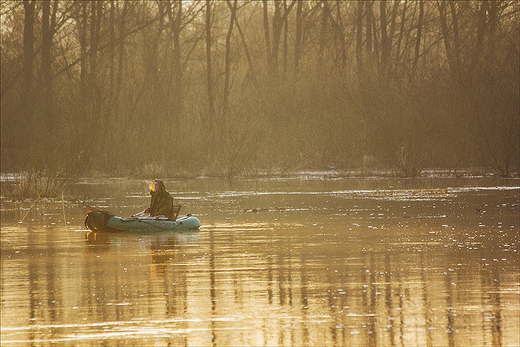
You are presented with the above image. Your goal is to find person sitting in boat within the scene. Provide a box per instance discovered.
[145,179,175,220]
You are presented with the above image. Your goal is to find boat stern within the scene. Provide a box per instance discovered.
[85,207,116,232]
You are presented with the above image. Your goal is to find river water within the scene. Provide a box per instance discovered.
[1,174,519,346]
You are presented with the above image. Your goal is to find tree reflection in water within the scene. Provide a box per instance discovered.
[1,178,518,346]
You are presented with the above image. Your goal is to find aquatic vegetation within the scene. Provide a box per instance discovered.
[4,170,64,200]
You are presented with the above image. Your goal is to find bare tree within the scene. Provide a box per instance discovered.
[1,0,518,177]
[262,0,295,79]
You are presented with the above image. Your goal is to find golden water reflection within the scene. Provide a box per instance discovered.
[2,222,518,346]
[1,178,519,346]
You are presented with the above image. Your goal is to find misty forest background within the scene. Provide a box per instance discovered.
[1,0,519,179]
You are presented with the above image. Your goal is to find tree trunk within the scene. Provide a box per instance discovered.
[263,0,295,80]
[205,0,215,133]
[379,0,388,76]
[40,0,58,165]
[356,1,363,77]
[117,1,127,115]
[172,0,184,126]
[438,1,462,85]
[294,0,303,78]
[317,1,329,75]
[386,0,399,82]
[411,0,424,82]
[89,1,98,92]
[22,0,36,101]
[335,2,346,75]
[79,2,88,94]
[449,2,461,81]
[262,0,272,77]
[108,0,116,93]
[271,1,282,78]
[394,1,407,65]
[223,0,237,124]
[21,0,36,165]
[165,0,184,134]
[366,1,373,58]
[282,0,289,77]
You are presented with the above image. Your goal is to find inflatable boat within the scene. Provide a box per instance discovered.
[85,206,201,233]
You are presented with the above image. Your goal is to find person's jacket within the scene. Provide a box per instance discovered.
[149,181,174,220]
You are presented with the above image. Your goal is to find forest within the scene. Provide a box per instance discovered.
[1,1,519,178]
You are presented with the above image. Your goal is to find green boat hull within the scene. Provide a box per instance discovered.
[85,208,201,233]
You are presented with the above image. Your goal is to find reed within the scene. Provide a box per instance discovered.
[7,170,64,200]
